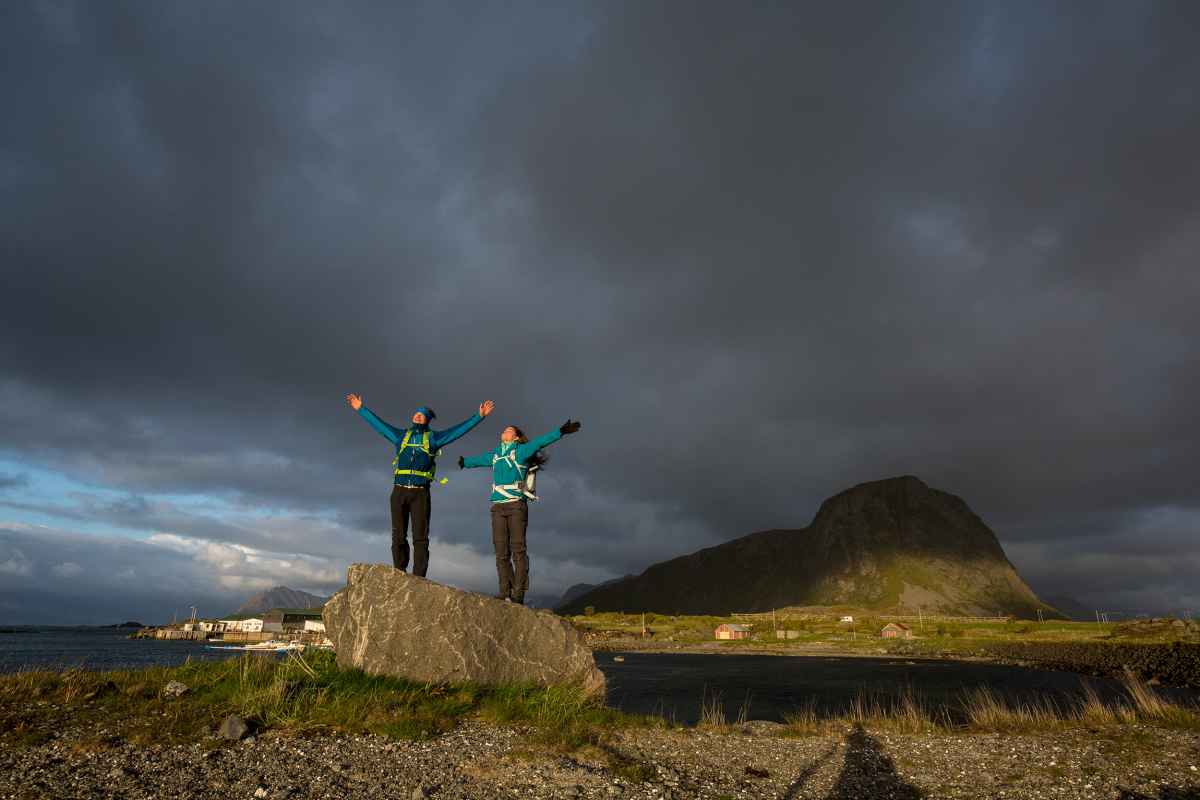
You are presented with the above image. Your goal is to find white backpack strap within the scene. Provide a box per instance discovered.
[493,482,524,501]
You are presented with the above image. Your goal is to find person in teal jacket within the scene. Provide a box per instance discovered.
[459,419,581,604]
[345,393,495,575]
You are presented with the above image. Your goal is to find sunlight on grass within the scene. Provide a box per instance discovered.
[4,648,1197,753]
[0,651,649,749]
[776,677,1200,737]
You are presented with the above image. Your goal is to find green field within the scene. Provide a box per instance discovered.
[567,610,1199,655]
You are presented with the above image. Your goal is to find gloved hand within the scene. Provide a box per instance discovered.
[457,456,465,469]
[559,419,582,435]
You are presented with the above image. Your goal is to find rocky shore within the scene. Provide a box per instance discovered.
[2,719,1197,799]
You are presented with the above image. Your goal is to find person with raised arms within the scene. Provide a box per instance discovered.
[457,419,581,604]
[346,393,495,575]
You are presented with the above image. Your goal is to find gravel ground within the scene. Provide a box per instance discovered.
[2,720,1198,799]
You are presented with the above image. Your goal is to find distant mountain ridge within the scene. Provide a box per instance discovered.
[1040,594,1092,621]
[555,577,634,610]
[559,476,1059,619]
[234,586,326,615]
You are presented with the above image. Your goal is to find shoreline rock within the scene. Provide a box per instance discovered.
[323,563,606,695]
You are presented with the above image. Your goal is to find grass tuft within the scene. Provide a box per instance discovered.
[961,687,1066,733]
[0,651,654,750]
[1120,667,1200,730]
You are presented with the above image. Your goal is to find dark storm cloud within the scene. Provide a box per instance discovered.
[1,1,1198,621]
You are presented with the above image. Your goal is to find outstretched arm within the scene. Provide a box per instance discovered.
[461,451,493,469]
[432,400,494,448]
[515,419,580,462]
[515,430,561,462]
[347,395,401,445]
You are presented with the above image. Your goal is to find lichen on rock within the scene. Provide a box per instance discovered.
[323,564,605,695]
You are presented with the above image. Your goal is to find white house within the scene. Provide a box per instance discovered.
[304,619,326,633]
[840,616,854,623]
[220,617,264,633]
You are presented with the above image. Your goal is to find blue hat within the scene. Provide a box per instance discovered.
[414,406,436,421]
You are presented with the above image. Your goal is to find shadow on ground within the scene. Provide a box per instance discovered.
[782,724,921,799]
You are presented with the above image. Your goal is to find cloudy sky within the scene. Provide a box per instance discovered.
[2,1,1198,624]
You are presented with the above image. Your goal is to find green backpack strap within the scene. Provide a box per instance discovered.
[394,429,446,483]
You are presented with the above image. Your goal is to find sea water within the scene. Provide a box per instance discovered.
[0,627,248,673]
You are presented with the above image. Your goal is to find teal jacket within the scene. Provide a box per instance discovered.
[358,405,483,487]
[462,429,563,502]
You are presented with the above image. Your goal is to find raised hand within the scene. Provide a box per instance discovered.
[479,400,495,417]
[346,393,363,411]
[559,419,581,435]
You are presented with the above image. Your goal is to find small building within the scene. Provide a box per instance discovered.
[715,623,752,640]
[261,608,325,633]
[880,622,912,639]
[220,616,264,633]
[840,616,854,623]
[303,619,326,633]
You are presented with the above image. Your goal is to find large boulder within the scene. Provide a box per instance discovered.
[323,564,605,696]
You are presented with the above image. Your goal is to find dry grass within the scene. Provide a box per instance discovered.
[698,687,727,727]
[960,686,1067,732]
[779,672,1200,737]
[782,689,947,736]
[696,687,755,729]
[1120,667,1200,729]
[847,689,948,734]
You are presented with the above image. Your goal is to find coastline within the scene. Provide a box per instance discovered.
[3,644,1199,798]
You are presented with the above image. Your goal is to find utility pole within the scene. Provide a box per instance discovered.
[918,606,924,633]
[1095,610,1102,633]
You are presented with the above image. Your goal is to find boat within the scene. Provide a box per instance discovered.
[205,640,306,652]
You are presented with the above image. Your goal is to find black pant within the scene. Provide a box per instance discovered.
[491,500,528,600]
[389,485,431,576]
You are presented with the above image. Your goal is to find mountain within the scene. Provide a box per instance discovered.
[521,593,563,610]
[559,476,1058,619]
[554,577,634,611]
[1039,594,1092,621]
[234,586,327,615]
[559,583,597,608]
